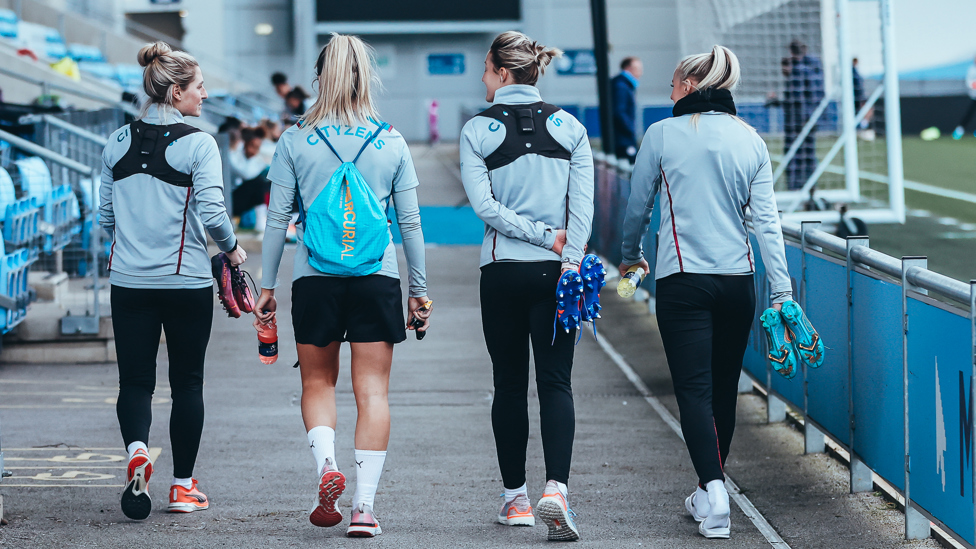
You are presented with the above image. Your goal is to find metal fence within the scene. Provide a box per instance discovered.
[590,157,976,546]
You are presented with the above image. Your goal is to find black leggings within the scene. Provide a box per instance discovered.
[480,261,576,489]
[111,285,213,479]
[959,98,976,129]
[655,273,756,485]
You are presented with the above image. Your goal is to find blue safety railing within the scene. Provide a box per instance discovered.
[590,156,976,546]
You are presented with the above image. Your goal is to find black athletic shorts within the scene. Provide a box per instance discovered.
[291,275,406,346]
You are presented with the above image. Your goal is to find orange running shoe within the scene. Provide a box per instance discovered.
[309,458,346,527]
[537,480,580,541]
[498,493,535,526]
[167,479,210,513]
[120,448,153,520]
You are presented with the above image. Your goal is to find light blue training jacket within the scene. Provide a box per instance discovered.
[620,112,793,303]
[100,104,238,289]
[460,85,594,269]
[261,119,427,298]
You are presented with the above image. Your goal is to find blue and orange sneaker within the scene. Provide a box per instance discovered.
[780,300,824,369]
[579,254,607,323]
[555,270,583,334]
[537,480,580,541]
[120,448,153,520]
[760,308,797,379]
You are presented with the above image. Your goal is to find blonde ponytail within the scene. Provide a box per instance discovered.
[676,45,740,91]
[300,33,381,130]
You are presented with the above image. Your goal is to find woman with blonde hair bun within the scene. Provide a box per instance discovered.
[460,30,594,542]
[100,41,246,520]
[619,45,792,539]
[254,33,429,538]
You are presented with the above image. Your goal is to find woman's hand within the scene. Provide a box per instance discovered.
[226,245,247,266]
[407,296,432,333]
[551,229,567,256]
[618,258,650,278]
[253,289,276,331]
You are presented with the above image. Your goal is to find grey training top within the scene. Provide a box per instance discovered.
[620,112,793,303]
[100,104,238,289]
[459,85,595,268]
[261,119,427,297]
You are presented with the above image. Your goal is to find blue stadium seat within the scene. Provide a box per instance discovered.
[0,248,31,332]
[14,157,80,253]
[0,9,17,39]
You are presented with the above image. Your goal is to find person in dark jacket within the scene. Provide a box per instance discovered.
[612,56,642,163]
[783,40,824,190]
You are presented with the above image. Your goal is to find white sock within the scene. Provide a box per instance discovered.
[555,481,568,498]
[353,449,387,510]
[126,441,148,461]
[505,483,528,502]
[307,426,336,477]
[172,477,193,489]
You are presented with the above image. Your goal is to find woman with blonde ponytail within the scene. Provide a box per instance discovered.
[460,30,594,542]
[253,33,429,538]
[100,41,245,520]
[619,45,792,540]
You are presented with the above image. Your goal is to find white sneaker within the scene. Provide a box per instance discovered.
[536,480,580,541]
[498,493,535,526]
[346,503,382,537]
[684,486,709,522]
[699,479,731,539]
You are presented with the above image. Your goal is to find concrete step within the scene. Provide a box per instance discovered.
[0,338,115,364]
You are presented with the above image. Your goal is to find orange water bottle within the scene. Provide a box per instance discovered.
[258,320,278,364]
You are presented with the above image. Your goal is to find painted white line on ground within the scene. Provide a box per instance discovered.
[591,331,792,549]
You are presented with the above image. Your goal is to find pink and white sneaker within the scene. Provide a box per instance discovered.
[346,503,382,537]
[309,458,346,527]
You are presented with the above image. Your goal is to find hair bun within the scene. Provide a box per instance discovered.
[138,41,172,67]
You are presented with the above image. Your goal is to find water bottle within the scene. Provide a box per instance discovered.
[616,266,646,298]
[258,319,278,364]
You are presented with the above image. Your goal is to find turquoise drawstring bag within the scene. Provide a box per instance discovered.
[296,123,389,276]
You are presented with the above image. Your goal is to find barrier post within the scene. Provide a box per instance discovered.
[970,280,976,546]
[846,236,872,492]
[901,257,929,539]
[801,222,825,453]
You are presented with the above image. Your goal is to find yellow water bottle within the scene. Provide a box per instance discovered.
[616,265,646,298]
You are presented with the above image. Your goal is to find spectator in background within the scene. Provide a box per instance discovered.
[284,86,309,123]
[217,116,244,151]
[782,39,824,190]
[271,72,291,99]
[952,55,976,139]
[852,58,875,141]
[229,126,270,232]
[612,56,642,163]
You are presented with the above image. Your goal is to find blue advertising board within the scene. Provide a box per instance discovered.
[907,297,975,545]
[428,54,464,76]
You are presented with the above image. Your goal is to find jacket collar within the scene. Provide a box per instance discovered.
[492,84,543,105]
[142,104,186,125]
[621,70,639,89]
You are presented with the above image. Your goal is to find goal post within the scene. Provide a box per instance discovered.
[675,0,905,224]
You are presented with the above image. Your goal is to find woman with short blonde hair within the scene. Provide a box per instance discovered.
[254,33,429,538]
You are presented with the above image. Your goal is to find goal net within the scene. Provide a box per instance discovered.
[675,0,904,224]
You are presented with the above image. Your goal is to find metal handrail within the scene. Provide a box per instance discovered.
[0,65,139,117]
[22,114,109,147]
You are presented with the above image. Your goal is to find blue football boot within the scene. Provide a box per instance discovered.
[760,308,797,379]
[579,254,607,323]
[555,270,583,334]
[780,300,824,369]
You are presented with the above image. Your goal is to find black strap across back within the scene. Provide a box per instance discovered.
[475,102,571,171]
[112,120,203,187]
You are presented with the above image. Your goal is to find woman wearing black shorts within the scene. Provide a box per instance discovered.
[254,34,429,538]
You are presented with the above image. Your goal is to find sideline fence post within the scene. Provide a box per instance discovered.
[767,393,787,423]
[847,237,870,493]
[801,221,823,454]
[901,257,928,539]
[970,281,976,545]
